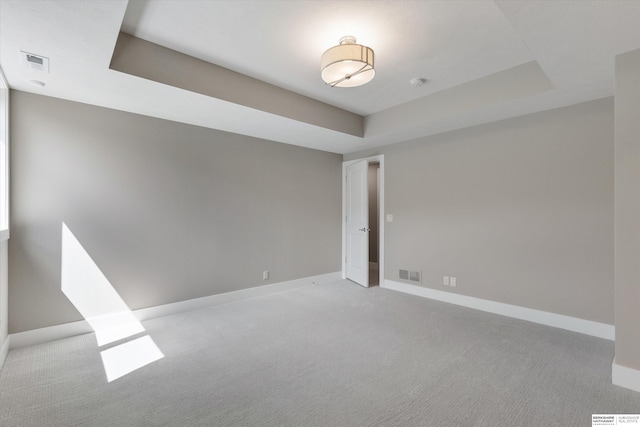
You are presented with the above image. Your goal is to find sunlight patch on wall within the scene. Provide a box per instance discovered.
[61,223,144,345]
[61,223,164,382]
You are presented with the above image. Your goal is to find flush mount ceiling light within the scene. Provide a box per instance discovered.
[321,36,375,88]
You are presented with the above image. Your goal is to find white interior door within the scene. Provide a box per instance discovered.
[346,160,369,287]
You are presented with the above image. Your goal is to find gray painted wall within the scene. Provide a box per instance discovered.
[614,48,640,370]
[9,91,342,333]
[346,98,614,324]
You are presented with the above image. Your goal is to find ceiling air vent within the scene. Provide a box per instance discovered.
[20,51,49,73]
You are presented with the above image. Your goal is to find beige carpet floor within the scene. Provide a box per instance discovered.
[1,280,639,426]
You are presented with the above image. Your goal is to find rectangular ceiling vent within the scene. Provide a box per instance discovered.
[20,51,49,73]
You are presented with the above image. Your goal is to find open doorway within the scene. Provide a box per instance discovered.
[342,155,384,288]
[368,162,380,286]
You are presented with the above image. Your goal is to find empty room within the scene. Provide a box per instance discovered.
[1,1,640,425]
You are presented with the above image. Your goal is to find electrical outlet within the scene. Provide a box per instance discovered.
[443,276,450,286]
[263,270,269,280]
[450,277,456,287]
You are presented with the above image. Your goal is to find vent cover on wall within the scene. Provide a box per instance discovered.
[399,269,421,283]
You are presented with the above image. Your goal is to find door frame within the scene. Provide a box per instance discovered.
[342,155,385,287]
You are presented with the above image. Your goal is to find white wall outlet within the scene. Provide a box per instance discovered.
[450,277,457,287]
[386,214,393,222]
[443,276,450,286]
[263,270,269,280]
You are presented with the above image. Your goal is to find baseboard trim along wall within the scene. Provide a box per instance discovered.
[9,272,341,349]
[0,335,9,369]
[612,359,640,393]
[383,280,615,340]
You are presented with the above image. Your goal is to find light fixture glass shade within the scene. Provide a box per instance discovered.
[321,36,375,87]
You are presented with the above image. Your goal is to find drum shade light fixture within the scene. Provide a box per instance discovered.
[321,36,375,87]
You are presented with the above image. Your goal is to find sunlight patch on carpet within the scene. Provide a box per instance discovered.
[100,336,164,382]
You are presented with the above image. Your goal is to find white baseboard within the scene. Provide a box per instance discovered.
[612,359,640,393]
[0,334,9,369]
[133,271,340,322]
[9,272,341,349]
[10,321,93,349]
[383,280,615,340]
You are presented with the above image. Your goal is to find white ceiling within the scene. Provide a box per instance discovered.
[1,0,640,154]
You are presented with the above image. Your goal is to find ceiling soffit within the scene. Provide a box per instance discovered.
[111,33,553,141]
[110,33,364,137]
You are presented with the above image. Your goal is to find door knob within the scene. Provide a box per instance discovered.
[358,227,371,232]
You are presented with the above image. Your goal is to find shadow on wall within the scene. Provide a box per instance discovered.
[61,223,163,382]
